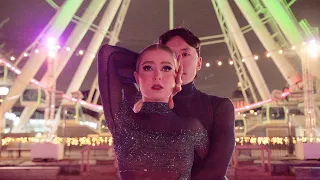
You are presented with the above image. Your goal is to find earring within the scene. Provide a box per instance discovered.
[134,83,140,92]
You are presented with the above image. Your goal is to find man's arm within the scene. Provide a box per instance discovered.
[192,98,235,180]
[98,45,139,132]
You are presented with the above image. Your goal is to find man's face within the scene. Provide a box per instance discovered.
[165,36,202,85]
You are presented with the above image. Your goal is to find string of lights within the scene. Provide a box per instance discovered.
[9,39,319,68]
[2,136,319,146]
[235,136,320,145]
[8,41,301,67]
[9,47,94,64]
[1,136,113,146]
[204,43,305,68]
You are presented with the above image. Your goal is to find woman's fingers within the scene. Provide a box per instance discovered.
[168,95,174,109]
[132,99,143,113]
[173,64,183,96]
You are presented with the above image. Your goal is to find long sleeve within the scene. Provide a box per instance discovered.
[191,98,235,180]
[98,45,139,133]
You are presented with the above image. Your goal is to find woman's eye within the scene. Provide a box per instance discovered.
[142,65,152,71]
[162,66,172,72]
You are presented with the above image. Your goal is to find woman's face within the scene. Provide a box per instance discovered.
[134,49,176,103]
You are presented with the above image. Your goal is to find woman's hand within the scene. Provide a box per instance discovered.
[169,55,183,109]
[173,55,183,96]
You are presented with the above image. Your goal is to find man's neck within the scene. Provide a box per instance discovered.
[176,81,196,96]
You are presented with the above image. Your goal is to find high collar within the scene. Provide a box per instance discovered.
[176,81,197,97]
[139,102,172,114]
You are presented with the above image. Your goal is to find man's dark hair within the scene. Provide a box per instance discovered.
[159,27,201,56]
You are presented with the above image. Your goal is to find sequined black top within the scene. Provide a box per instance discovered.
[98,45,234,180]
[98,45,208,180]
[111,101,208,179]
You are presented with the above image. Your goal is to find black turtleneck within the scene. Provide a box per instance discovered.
[175,81,197,97]
[98,45,235,180]
[173,82,235,180]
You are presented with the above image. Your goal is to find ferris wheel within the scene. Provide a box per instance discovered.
[0,0,319,138]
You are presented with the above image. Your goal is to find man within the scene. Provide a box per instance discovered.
[159,28,235,180]
[98,28,235,179]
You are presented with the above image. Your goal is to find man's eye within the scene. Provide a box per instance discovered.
[142,65,152,71]
[162,66,172,72]
[182,52,189,57]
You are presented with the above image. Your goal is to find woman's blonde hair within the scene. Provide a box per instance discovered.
[136,43,177,72]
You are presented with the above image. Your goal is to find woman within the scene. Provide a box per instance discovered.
[98,44,208,180]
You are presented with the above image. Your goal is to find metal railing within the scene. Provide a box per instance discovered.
[233,145,272,173]
[80,145,115,172]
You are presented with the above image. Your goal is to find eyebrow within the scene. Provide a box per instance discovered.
[181,48,191,51]
[161,61,173,65]
[141,61,154,65]
[141,61,173,66]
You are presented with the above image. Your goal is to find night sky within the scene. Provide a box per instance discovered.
[0,0,319,99]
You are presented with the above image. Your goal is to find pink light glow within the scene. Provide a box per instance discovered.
[234,92,289,112]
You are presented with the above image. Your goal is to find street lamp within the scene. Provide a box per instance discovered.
[0,87,9,96]
[306,40,319,58]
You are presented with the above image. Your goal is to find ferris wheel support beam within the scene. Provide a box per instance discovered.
[199,17,270,47]
[301,47,317,137]
[51,0,126,135]
[262,0,303,46]
[235,0,301,86]
[64,0,122,97]
[47,0,114,39]
[212,0,257,104]
[0,0,83,134]
[250,0,291,48]
[262,0,320,81]
[11,0,106,133]
[42,0,107,87]
[213,0,271,100]
[262,0,320,136]
[85,0,131,106]
[11,105,38,133]
[169,0,174,30]
[263,0,320,113]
